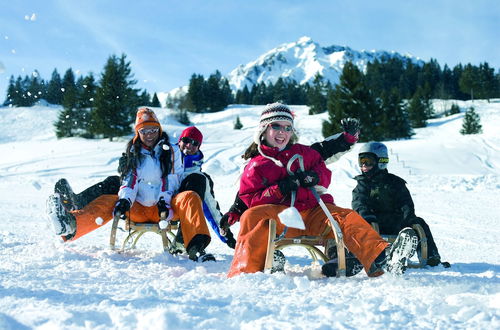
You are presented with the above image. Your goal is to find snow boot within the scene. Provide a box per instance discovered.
[186,234,215,262]
[54,178,78,211]
[46,193,76,236]
[368,227,418,276]
[427,253,441,267]
[322,250,364,277]
[427,253,451,268]
[270,250,286,274]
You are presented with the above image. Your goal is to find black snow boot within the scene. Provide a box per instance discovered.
[54,178,78,211]
[322,250,363,277]
[46,193,76,236]
[186,234,215,262]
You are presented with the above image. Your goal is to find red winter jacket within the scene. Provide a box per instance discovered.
[239,143,334,211]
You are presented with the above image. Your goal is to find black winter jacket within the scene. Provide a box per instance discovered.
[352,169,416,234]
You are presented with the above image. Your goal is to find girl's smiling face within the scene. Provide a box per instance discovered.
[138,125,160,148]
[263,121,293,149]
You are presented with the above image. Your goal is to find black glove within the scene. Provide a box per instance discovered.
[220,213,230,233]
[157,197,169,219]
[224,228,236,249]
[341,118,360,144]
[278,175,299,195]
[229,194,248,215]
[295,170,319,188]
[114,198,131,218]
[341,118,360,136]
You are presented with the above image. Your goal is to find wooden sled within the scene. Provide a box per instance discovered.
[372,223,428,268]
[109,214,184,254]
[263,218,347,277]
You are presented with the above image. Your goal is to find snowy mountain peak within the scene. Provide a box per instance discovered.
[227,36,424,91]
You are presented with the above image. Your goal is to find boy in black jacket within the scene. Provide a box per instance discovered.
[352,142,447,267]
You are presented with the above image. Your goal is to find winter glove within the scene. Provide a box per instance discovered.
[341,118,360,144]
[277,175,299,196]
[219,211,240,236]
[157,197,169,219]
[295,170,320,188]
[224,228,237,249]
[229,194,248,215]
[114,198,131,219]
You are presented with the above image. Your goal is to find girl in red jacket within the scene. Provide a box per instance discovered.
[227,103,417,278]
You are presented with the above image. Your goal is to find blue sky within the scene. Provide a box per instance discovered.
[1,0,499,99]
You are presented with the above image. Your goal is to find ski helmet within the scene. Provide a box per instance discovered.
[358,142,389,170]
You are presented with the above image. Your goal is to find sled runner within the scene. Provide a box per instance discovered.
[371,222,428,268]
[109,213,184,254]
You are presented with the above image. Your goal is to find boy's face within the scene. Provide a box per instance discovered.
[179,137,200,155]
[358,154,377,173]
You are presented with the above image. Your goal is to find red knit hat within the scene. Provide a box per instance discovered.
[133,107,162,143]
[179,126,203,146]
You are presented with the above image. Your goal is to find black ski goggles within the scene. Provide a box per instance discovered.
[358,156,377,167]
[180,136,200,147]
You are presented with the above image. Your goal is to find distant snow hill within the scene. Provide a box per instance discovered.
[158,36,423,103]
[227,36,423,91]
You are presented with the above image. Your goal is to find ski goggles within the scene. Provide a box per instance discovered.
[358,156,377,167]
[180,136,201,147]
[269,123,293,132]
[138,127,160,135]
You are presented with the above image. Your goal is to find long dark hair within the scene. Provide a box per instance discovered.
[121,131,172,179]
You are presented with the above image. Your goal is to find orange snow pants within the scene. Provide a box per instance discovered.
[66,190,210,248]
[227,203,388,278]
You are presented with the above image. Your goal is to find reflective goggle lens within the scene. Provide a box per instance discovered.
[359,156,376,167]
[181,137,200,146]
[269,123,293,132]
[139,127,159,135]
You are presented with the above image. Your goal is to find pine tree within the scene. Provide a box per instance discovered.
[12,76,25,106]
[46,69,63,105]
[3,76,16,106]
[176,109,190,125]
[460,107,482,134]
[138,90,151,106]
[273,78,288,104]
[151,93,161,107]
[27,70,46,104]
[234,115,243,130]
[307,73,328,114]
[408,86,433,128]
[459,64,480,100]
[448,103,460,116]
[187,74,207,112]
[74,74,96,136]
[235,85,251,104]
[55,69,81,138]
[89,54,140,139]
[323,62,379,141]
[380,88,413,140]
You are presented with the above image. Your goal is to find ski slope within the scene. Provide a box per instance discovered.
[0,100,498,329]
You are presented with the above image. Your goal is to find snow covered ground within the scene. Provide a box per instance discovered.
[0,100,499,329]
